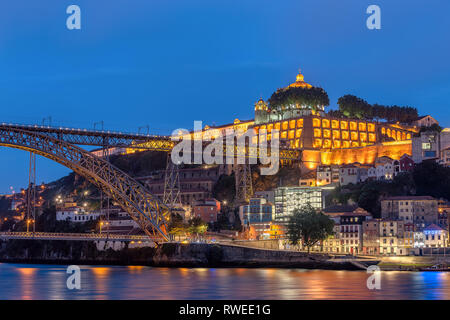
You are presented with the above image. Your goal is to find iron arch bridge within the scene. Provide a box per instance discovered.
[0,126,170,241]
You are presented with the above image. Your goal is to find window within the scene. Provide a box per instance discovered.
[422,142,431,150]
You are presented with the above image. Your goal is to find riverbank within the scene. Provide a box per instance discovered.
[377,256,450,271]
[0,241,377,270]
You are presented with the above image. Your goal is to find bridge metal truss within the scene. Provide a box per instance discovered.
[1,123,301,161]
[0,123,174,151]
[163,153,181,208]
[0,126,170,241]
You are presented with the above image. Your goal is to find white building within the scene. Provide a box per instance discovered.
[317,166,332,186]
[56,207,102,223]
[423,224,448,248]
[374,157,394,180]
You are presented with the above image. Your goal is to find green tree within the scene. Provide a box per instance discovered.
[287,205,334,253]
[167,212,188,240]
[268,86,329,110]
[188,216,208,237]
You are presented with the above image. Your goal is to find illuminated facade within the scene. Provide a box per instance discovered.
[274,186,324,223]
[126,69,418,171]
[254,71,325,125]
[251,71,417,169]
[240,197,275,239]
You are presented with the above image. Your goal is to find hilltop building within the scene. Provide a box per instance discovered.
[164,70,419,171]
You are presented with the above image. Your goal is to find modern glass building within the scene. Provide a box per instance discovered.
[274,186,324,223]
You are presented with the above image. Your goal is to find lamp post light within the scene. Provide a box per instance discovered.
[26,219,34,233]
[99,221,109,234]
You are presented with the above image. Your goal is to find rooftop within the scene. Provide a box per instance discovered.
[323,205,371,217]
[424,224,445,231]
[382,196,436,201]
[287,70,313,89]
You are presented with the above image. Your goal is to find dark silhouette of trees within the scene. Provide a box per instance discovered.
[268,86,329,110]
[336,94,418,123]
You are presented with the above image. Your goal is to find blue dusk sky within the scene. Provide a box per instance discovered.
[0,0,449,193]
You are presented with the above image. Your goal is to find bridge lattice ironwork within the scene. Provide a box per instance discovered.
[0,126,170,241]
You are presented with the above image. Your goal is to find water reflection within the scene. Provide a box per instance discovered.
[0,263,450,300]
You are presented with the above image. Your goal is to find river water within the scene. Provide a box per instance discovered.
[0,263,449,299]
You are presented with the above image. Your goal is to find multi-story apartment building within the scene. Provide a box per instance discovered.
[339,164,368,186]
[193,198,221,224]
[412,128,450,164]
[438,199,450,230]
[138,166,226,206]
[362,219,381,255]
[274,186,324,223]
[381,196,439,228]
[316,165,332,186]
[322,224,342,253]
[338,209,372,255]
[363,219,414,256]
[322,205,372,254]
[379,219,405,255]
[316,165,340,186]
[240,197,275,239]
[399,222,415,255]
[377,157,395,180]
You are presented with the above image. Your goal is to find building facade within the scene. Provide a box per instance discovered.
[274,186,324,223]
[56,207,101,223]
[192,198,221,223]
[381,196,439,228]
[240,197,275,239]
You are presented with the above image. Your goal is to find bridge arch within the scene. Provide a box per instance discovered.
[0,126,169,240]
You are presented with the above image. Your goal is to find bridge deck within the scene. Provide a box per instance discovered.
[0,232,162,242]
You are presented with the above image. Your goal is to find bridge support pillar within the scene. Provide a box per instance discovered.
[234,162,253,205]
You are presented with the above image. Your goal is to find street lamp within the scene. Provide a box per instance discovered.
[26,219,34,233]
[99,221,109,234]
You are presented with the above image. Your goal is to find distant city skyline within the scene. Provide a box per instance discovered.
[0,0,449,193]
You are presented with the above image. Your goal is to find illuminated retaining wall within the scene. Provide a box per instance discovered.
[301,140,412,170]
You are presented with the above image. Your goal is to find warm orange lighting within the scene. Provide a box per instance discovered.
[313,118,321,127]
